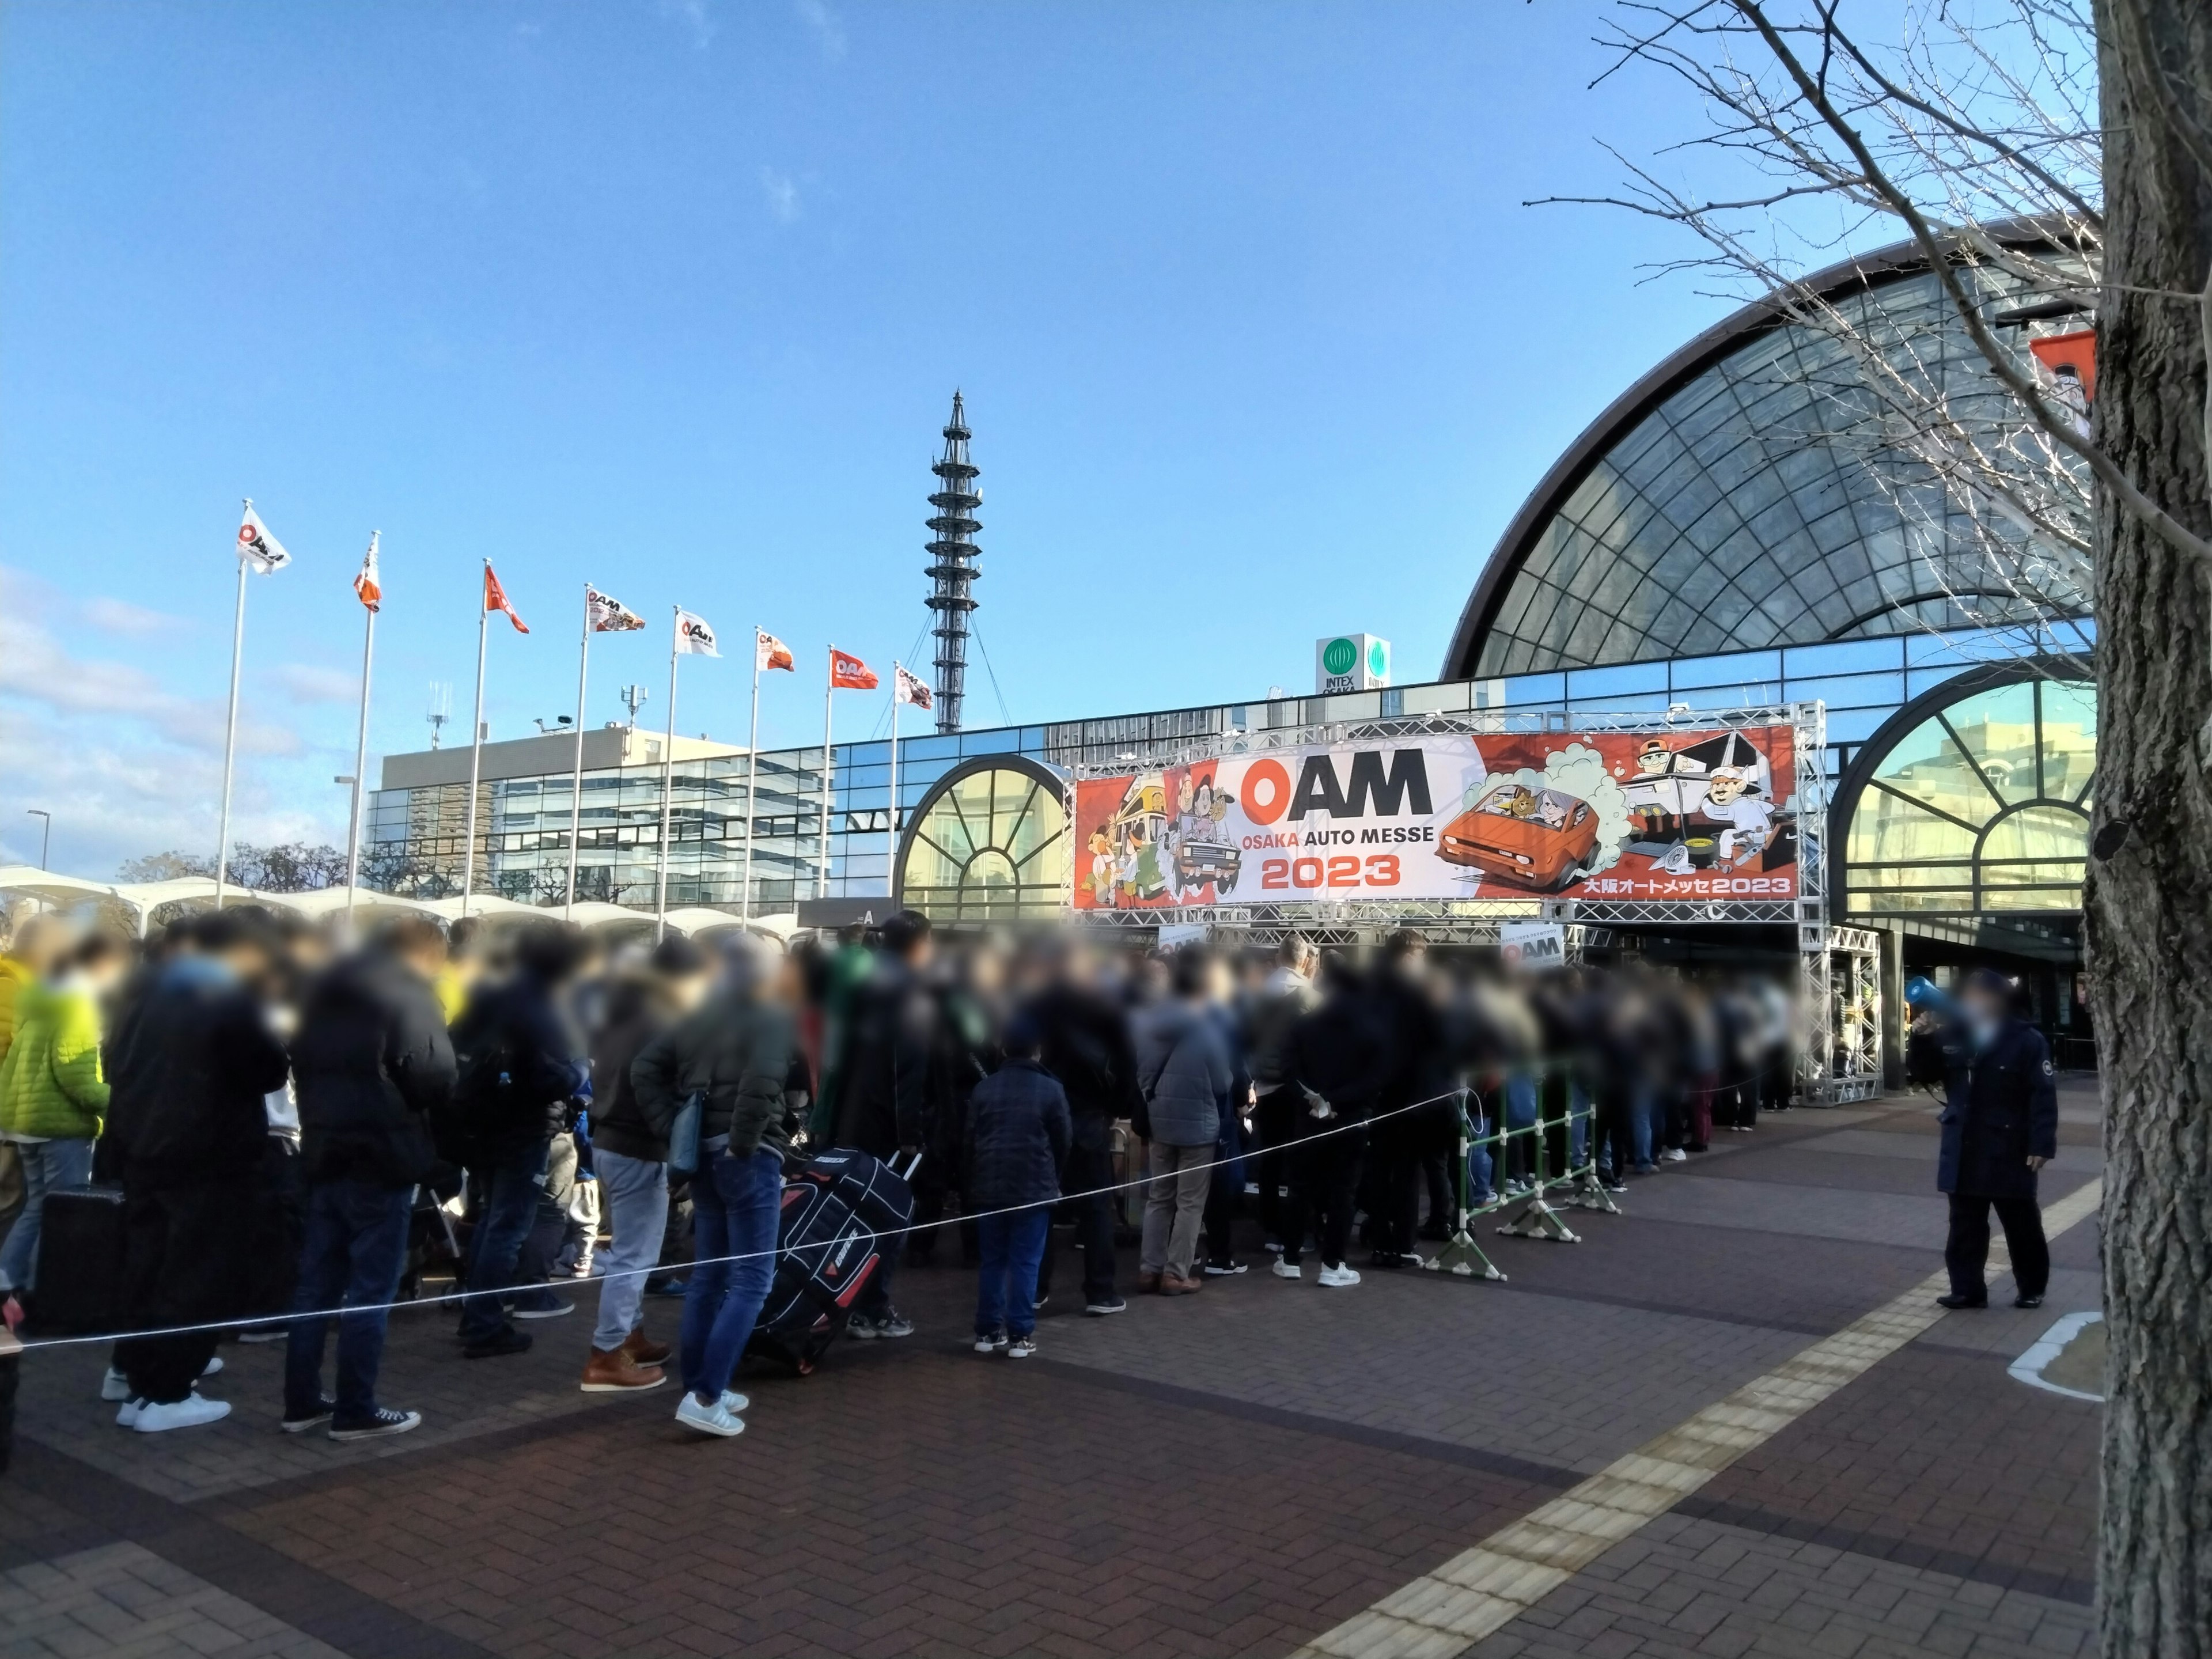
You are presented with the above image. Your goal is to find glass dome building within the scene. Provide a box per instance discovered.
[1444,237,2090,679]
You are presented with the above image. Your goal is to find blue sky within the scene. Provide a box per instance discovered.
[1,0,1736,878]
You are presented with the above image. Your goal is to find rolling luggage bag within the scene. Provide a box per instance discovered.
[33,1184,128,1336]
[745,1149,915,1376]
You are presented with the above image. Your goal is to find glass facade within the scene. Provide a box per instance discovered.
[1842,673,2095,917]
[897,763,1070,921]
[363,624,2080,918]
[1473,266,2090,676]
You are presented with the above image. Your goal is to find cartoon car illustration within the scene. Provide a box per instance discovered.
[1438,781,1600,891]
[1109,774,1172,903]
[1173,835,1241,895]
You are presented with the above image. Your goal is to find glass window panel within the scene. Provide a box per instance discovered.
[1872,715,1999,826]
[1981,804,2089,864]
[2040,680,2097,800]
[1941,682,2038,805]
[1849,787,1978,865]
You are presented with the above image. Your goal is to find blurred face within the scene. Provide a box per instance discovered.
[395,939,447,983]
[668,967,714,1013]
[768,954,804,1006]
[1960,983,2007,1028]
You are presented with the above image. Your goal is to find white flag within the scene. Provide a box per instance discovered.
[675,609,719,657]
[587,586,645,632]
[893,664,933,710]
[236,504,291,575]
[353,532,381,610]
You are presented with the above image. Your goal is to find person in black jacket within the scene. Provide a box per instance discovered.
[1279,954,1392,1287]
[281,918,454,1440]
[631,938,797,1438]
[1029,938,1143,1316]
[449,923,589,1358]
[579,935,710,1393]
[830,911,937,1338]
[104,908,291,1431]
[1924,969,2059,1309]
[964,1016,1070,1358]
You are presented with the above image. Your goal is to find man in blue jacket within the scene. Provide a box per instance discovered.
[1925,969,2059,1310]
[964,1014,1070,1358]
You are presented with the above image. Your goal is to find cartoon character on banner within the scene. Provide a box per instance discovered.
[1699,764,1774,868]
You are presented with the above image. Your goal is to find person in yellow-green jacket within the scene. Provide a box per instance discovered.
[0,933,131,1296]
[0,913,68,1069]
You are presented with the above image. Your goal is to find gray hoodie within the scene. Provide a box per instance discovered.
[1135,998,1233,1147]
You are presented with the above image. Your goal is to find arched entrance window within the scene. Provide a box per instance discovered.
[896,757,1070,922]
[1838,665,2094,917]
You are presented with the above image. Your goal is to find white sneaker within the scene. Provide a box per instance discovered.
[116,1397,146,1428]
[675,1393,746,1437]
[1271,1260,1302,1280]
[133,1396,233,1433]
[1007,1335,1037,1359]
[1316,1264,1362,1288]
[974,1332,1007,1354]
[718,1389,751,1414]
[201,1354,225,1377]
[101,1366,133,1403]
[1663,1147,1688,1164]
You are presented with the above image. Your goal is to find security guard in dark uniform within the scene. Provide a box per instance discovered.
[1914,968,2059,1309]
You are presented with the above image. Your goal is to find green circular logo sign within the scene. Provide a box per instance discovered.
[1322,637,1357,676]
[1367,639,1388,677]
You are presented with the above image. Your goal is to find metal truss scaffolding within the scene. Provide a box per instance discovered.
[1062,700,1881,1104]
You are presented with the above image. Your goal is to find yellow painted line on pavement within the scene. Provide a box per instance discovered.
[1287,1177,2105,1659]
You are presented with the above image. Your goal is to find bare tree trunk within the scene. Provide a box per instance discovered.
[2091,3,2212,1654]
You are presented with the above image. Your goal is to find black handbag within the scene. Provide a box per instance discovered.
[668,1091,706,1175]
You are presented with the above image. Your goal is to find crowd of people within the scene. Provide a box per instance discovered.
[0,903,1799,1444]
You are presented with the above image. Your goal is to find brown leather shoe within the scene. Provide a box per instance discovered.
[581,1346,666,1392]
[1138,1271,1162,1294]
[1160,1271,1202,1296]
[620,1328,673,1366]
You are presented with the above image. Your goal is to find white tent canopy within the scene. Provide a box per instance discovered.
[1,866,795,942]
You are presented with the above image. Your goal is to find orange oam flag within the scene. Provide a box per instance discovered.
[2028,329,2096,403]
[484,563,529,634]
[830,647,877,690]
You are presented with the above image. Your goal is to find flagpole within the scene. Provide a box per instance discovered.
[460,562,491,918]
[817,646,836,901]
[741,634,762,925]
[565,585,592,918]
[212,508,251,912]
[343,532,380,930]
[887,662,901,904]
[654,605,681,941]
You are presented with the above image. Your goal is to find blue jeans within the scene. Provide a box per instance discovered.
[284,1179,414,1421]
[974,1210,1051,1339]
[460,1137,552,1342]
[591,1149,668,1351]
[0,1137,94,1293]
[1567,1082,1591,1170]
[1632,1090,1657,1170]
[1463,1103,1495,1207]
[680,1147,782,1403]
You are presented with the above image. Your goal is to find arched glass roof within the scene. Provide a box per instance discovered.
[1452,252,2090,679]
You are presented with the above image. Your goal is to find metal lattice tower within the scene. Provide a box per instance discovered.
[925,391,981,734]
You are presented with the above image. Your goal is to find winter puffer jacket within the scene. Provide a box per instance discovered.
[0,977,108,1141]
[632,986,796,1158]
[104,957,291,1180]
[962,1058,1071,1210]
[290,948,457,1188]
[1134,1000,1233,1148]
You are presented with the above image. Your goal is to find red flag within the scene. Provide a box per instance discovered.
[2028,329,2096,403]
[830,649,877,691]
[484,563,529,634]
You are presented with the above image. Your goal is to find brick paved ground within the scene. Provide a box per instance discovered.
[0,1082,2105,1658]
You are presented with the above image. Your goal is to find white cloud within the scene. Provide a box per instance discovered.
[796,0,845,58]
[267,662,361,704]
[0,565,325,878]
[84,596,187,637]
[658,0,714,49]
[760,165,801,223]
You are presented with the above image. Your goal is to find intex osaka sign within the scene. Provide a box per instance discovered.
[1315,633,1390,695]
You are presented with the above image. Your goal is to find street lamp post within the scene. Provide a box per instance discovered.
[25,809,51,870]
